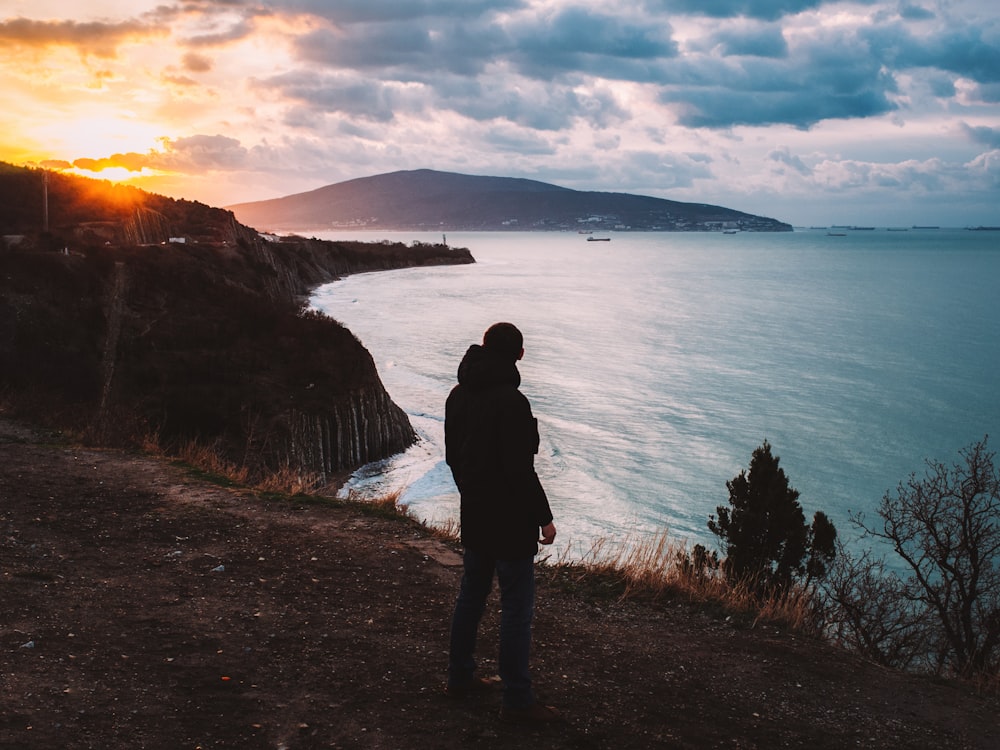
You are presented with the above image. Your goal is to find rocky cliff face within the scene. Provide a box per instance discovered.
[72,208,174,246]
[287,387,416,477]
[0,162,474,485]
[113,234,469,482]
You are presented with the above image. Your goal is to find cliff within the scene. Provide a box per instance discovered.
[227,168,794,233]
[0,162,474,482]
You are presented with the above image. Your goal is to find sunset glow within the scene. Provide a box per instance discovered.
[1,0,997,226]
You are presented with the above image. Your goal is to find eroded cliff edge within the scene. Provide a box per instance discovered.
[0,163,473,482]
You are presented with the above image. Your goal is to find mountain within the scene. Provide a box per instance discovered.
[227,169,792,233]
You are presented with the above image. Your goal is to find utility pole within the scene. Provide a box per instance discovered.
[42,169,49,233]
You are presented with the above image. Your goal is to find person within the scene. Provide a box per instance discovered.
[444,322,559,723]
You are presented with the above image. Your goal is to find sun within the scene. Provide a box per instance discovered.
[23,111,171,184]
[66,165,157,183]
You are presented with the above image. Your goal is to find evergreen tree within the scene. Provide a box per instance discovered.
[709,441,837,591]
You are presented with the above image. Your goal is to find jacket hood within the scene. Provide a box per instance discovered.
[456,344,521,390]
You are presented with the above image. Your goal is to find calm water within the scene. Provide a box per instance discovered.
[309,229,1000,558]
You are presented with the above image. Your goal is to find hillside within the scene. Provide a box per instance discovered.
[2,416,996,749]
[0,162,473,481]
[227,169,793,233]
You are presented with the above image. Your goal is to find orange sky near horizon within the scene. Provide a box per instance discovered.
[2,0,998,225]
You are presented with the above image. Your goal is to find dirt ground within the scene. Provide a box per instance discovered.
[1,416,997,749]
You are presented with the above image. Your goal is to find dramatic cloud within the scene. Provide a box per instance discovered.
[866,22,1000,85]
[73,153,152,172]
[283,0,524,24]
[2,0,997,225]
[0,17,164,56]
[508,7,679,78]
[645,0,864,22]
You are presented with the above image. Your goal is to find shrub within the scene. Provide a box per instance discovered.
[820,542,934,670]
[709,441,837,593]
[845,437,1000,678]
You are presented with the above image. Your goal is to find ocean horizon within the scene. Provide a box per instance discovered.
[309,228,1000,562]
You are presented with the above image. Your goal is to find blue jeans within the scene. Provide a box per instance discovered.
[448,549,536,708]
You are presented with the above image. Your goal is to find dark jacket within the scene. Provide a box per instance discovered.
[445,344,553,559]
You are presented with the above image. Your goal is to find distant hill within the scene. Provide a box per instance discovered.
[227,169,792,233]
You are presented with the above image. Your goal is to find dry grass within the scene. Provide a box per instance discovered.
[424,516,461,542]
[135,429,822,636]
[173,440,250,486]
[549,529,822,635]
[141,434,327,496]
[254,465,327,496]
[364,488,408,515]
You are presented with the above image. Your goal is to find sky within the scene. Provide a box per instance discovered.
[1,0,998,227]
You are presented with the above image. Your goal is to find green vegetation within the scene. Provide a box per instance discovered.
[709,441,838,592]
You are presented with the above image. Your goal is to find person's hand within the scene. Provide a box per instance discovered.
[539,522,556,545]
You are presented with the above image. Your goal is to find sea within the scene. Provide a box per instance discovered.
[307,228,1000,561]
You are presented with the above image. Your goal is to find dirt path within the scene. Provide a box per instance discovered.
[1,417,997,749]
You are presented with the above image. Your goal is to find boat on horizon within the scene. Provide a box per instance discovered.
[586,236,611,242]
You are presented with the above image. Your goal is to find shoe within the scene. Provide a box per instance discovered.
[444,675,498,699]
[499,702,561,724]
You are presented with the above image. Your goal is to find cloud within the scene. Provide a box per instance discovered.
[972,82,1000,103]
[5,0,998,225]
[960,123,1000,149]
[898,3,936,21]
[182,52,213,72]
[198,0,993,137]
[281,0,524,24]
[294,26,435,71]
[161,73,199,86]
[60,135,252,176]
[864,21,1000,85]
[643,0,871,22]
[0,17,164,56]
[482,126,558,155]
[805,151,1000,197]
[158,134,250,170]
[659,53,898,129]
[704,25,789,58]
[291,13,524,79]
[253,71,408,123]
[597,150,716,191]
[73,153,153,172]
[768,146,812,175]
[183,17,259,47]
[508,7,678,80]
[432,77,630,130]
[966,149,1000,188]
